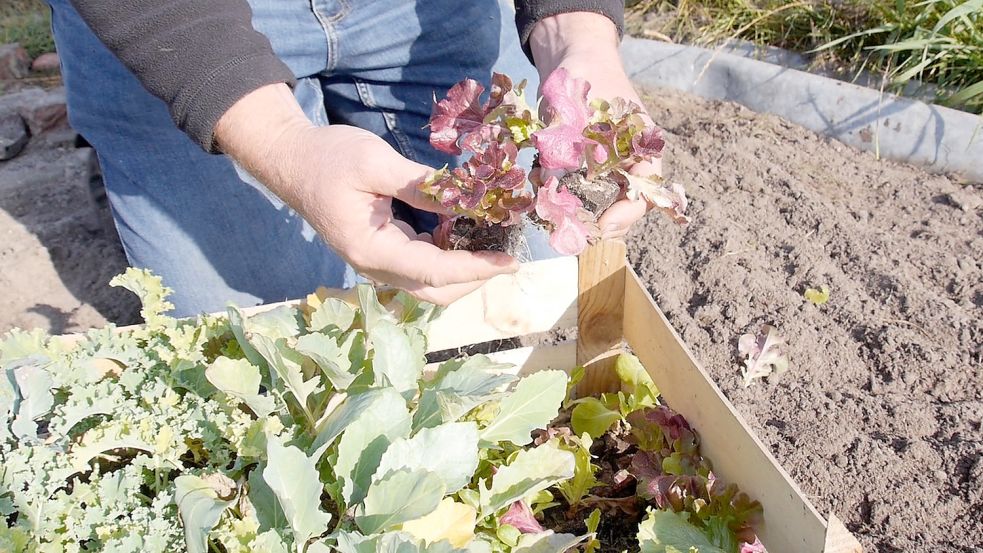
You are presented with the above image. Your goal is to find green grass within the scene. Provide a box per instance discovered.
[0,0,53,60]
[631,0,983,113]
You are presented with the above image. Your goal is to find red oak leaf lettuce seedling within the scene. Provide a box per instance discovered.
[423,68,690,256]
[534,175,595,255]
[738,324,789,387]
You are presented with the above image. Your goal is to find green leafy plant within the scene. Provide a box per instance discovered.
[803,285,831,305]
[0,269,765,553]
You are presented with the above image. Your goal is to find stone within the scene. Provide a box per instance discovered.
[0,112,29,160]
[0,43,30,80]
[30,52,60,73]
[0,86,70,135]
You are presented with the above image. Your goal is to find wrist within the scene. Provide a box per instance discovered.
[214,83,315,203]
[529,12,620,77]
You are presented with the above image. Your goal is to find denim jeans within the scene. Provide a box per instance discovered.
[47,0,549,317]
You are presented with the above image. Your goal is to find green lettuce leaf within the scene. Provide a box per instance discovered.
[373,421,479,493]
[637,509,727,553]
[205,356,276,418]
[263,437,332,545]
[355,469,445,534]
[369,320,424,399]
[478,443,575,517]
[412,355,516,431]
[332,388,412,507]
[479,370,566,446]
[173,475,235,553]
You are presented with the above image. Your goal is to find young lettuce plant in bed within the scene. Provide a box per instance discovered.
[0,270,764,552]
[530,354,767,553]
[424,69,689,256]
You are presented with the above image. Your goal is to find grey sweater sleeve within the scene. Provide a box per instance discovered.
[514,0,625,63]
[70,0,296,153]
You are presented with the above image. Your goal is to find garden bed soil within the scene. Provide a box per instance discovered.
[629,88,981,552]
[0,86,979,551]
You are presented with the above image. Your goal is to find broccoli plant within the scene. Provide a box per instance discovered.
[423,68,690,256]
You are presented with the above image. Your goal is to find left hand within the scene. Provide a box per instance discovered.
[529,12,662,240]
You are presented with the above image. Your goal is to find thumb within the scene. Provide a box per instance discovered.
[365,147,454,215]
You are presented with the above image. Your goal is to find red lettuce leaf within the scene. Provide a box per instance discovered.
[500,500,546,534]
[534,176,592,255]
[532,68,593,171]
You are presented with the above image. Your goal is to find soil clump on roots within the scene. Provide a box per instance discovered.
[444,217,525,255]
[559,171,621,216]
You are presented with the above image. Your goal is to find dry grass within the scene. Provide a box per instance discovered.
[0,0,53,59]
[629,0,983,113]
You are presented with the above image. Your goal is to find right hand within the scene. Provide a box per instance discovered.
[215,84,518,305]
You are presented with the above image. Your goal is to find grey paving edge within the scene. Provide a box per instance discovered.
[621,37,983,183]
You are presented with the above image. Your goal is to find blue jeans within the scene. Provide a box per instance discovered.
[48,0,546,317]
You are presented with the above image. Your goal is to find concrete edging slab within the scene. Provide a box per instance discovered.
[621,37,982,183]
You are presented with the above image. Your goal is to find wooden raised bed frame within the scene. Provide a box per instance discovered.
[61,242,862,552]
[422,242,863,553]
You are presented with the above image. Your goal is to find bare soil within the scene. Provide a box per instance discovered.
[0,85,980,551]
[631,88,982,552]
[0,139,138,334]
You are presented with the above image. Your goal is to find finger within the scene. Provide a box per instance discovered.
[404,279,491,306]
[363,223,518,288]
[627,157,663,179]
[383,158,457,216]
[597,197,648,239]
[355,145,456,216]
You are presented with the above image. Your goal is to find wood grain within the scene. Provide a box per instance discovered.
[575,240,628,397]
[825,513,864,553]
[426,256,577,352]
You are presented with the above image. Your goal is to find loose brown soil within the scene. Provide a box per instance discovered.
[1,85,980,551]
[631,88,982,552]
[560,171,621,216]
[446,217,525,254]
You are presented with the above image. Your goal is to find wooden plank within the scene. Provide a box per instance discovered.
[575,240,627,397]
[57,258,578,351]
[425,257,578,352]
[623,267,839,553]
[824,513,863,553]
[424,341,577,378]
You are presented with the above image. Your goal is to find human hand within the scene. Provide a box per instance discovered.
[529,12,662,240]
[214,84,518,305]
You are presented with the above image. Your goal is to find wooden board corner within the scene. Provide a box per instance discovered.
[824,513,863,553]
